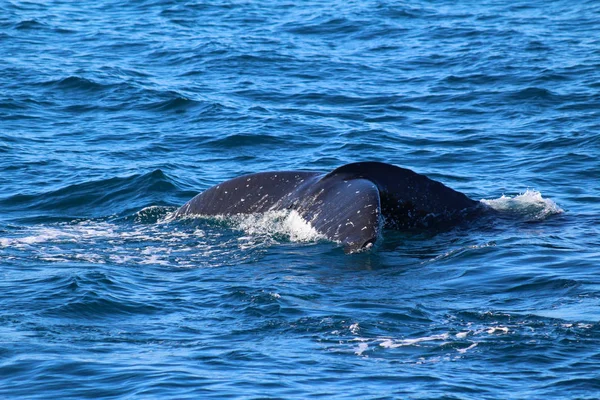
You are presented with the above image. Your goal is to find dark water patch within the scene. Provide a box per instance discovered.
[142,96,207,113]
[557,97,600,111]
[442,73,508,85]
[205,133,288,148]
[99,65,152,79]
[53,27,77,35]
[523,135,597,152]
[0,99,29,111]
[504,276,580,294]
[526,40,552,52]
[45,294,162,320]
[132,87,234,116]
[375,3,426,19]
[41,76,109,92]
[507,87,557,101]
[205,53,298,69]
[283,17,365,37]
[14,19,46,31]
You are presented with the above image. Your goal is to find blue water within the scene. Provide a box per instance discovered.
[1,0,599,398]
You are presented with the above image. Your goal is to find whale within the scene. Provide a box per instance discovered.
[175,162,479,253]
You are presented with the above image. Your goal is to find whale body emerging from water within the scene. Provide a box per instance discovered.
[175,162,479,253]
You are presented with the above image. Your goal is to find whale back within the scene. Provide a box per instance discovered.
[175,162,478,252]
[175,169,383,252]
[174,171,320,217]
[322,162,478,229]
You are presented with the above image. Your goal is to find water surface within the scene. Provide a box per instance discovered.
[1,0,599,398]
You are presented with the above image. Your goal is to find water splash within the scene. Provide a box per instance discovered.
[480,190,563,221]
[219,210,325,244]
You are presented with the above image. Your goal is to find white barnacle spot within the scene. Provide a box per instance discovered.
[240,198,245,202]
[224,191,228,194]
[247,178,251,181]
[274,174,278,178]
[216,185,220,189]
[357,210,361,214]
[355,190,360,194]
[361,226,367,231]
[346,221,355,227]
[246,184,249,187]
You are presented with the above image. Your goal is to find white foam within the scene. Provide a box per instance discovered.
[480,189,563,220]
[354,342,369,356]
[0,208,321,268]
[486,326,509,334]
[0,227,79,248]
[428,241,496,263]
[349,323,360,334]
[379,333,450,348]
[0,220,209,268]
[457,343,478,354]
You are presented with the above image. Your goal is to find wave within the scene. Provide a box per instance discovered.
[507,87,557,101]
[40,76,113,92]
[1,170,178,221]
[15,19,46,31]
[140,94,212,113]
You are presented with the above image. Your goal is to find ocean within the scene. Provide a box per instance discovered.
[1,0,599,398]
